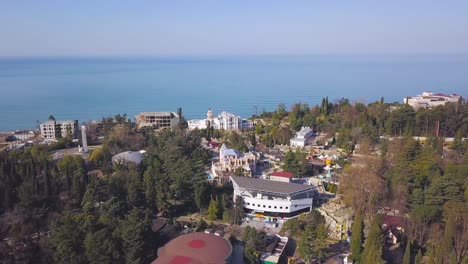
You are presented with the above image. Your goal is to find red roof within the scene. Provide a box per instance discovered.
[271,171,294,178]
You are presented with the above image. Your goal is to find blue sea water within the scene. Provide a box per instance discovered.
[0,55,467,130]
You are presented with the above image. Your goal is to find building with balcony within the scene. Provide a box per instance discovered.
[134,112,179,130]
[40,120,78,139]
[403,91,461,110]
[230,176,316,223]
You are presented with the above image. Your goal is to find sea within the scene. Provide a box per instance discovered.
[0,55,467,131]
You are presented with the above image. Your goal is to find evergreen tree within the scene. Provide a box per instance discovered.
[415,249,423,264]
[117,208,153,264]
[361,215,385,264]
[402,239,411,264]
[207,197,219,223]
[350,211,364,263]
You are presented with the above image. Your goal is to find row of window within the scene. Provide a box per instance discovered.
[246,202,299,210]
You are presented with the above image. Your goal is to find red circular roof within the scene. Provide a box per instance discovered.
[152,232,232,264]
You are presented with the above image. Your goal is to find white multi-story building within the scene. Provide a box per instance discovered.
[290,127,314,147]
[188,108,254,131]
[231,176,316,223]
[403,92,461,110]
[40,120,78,139]
[134,112,180,130]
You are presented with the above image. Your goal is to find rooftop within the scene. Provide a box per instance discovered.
[138,112,177,117]
[152,232,232,264]
[231,176,314,195]
[270,171,294,179]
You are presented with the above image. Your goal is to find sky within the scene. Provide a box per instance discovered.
[1,1,468,56]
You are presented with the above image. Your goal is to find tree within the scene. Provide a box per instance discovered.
[415,249,423,264]
[207,197,219,223]
[117,208,153,264]
[194,181,210,212]
[298,224,314,264]
[84,228,121,264]
[402,239,411,264]
[361,215,385,264]
[350,211,364,263]
[50,215,87,264]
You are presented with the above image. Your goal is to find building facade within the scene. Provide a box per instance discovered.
[134,112,180,130]
[290,127,314,147]
[403,91,461,109]
[231,176,316,223]
[188,108,254,131]
[40,120,78,139]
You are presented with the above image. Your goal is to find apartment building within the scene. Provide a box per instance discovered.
[40,120,78,139]
[403,91,461,110]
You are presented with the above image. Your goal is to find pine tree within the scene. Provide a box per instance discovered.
[361,215,385,264]
[350,211,364,263]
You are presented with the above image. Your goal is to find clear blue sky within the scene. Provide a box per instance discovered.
[1,1,468,56]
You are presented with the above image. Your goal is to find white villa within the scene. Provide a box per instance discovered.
[188,108,254,131]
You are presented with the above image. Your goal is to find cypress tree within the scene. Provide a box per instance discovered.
[415,249,423,264]
[402,239,411,264]
[361,215,385,264]
[350,211,364,263]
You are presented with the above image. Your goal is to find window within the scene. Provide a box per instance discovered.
[274,206,277,209]
[280,207,283,209]
[247,203,250,205]
[285,207,289,209]
[263,205,266,208]
[295,205,298,207]
[268,206,271,208]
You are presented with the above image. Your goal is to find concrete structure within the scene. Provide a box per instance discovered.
[403,91,461,110]
[268,171,294,183]
[261,235,289,264]
[290,127,314,147]
[112,150,146,165]
[231,176,316,223]
[134,112,179,130]
[152,232,233,264]
[211,144,257,180]
[40,120,78,139]
[188,108,254,131]
[80,125,88,152]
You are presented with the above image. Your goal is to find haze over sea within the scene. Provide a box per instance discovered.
[0,55,467,131]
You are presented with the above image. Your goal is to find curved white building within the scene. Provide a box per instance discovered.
[188,108,254,131]
[230,176,316,223]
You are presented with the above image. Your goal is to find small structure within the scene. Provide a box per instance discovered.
[112,150,146,165]
[269,171,294,183]
[12,130,35,141]
[290,127,314,147]
[151,232,233,264]
[261,235,289,264]
[316,197,353,240]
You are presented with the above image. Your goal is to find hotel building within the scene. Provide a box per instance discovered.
[403,92,461,110]
[290,127,314,147]
[230,176,316,223]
